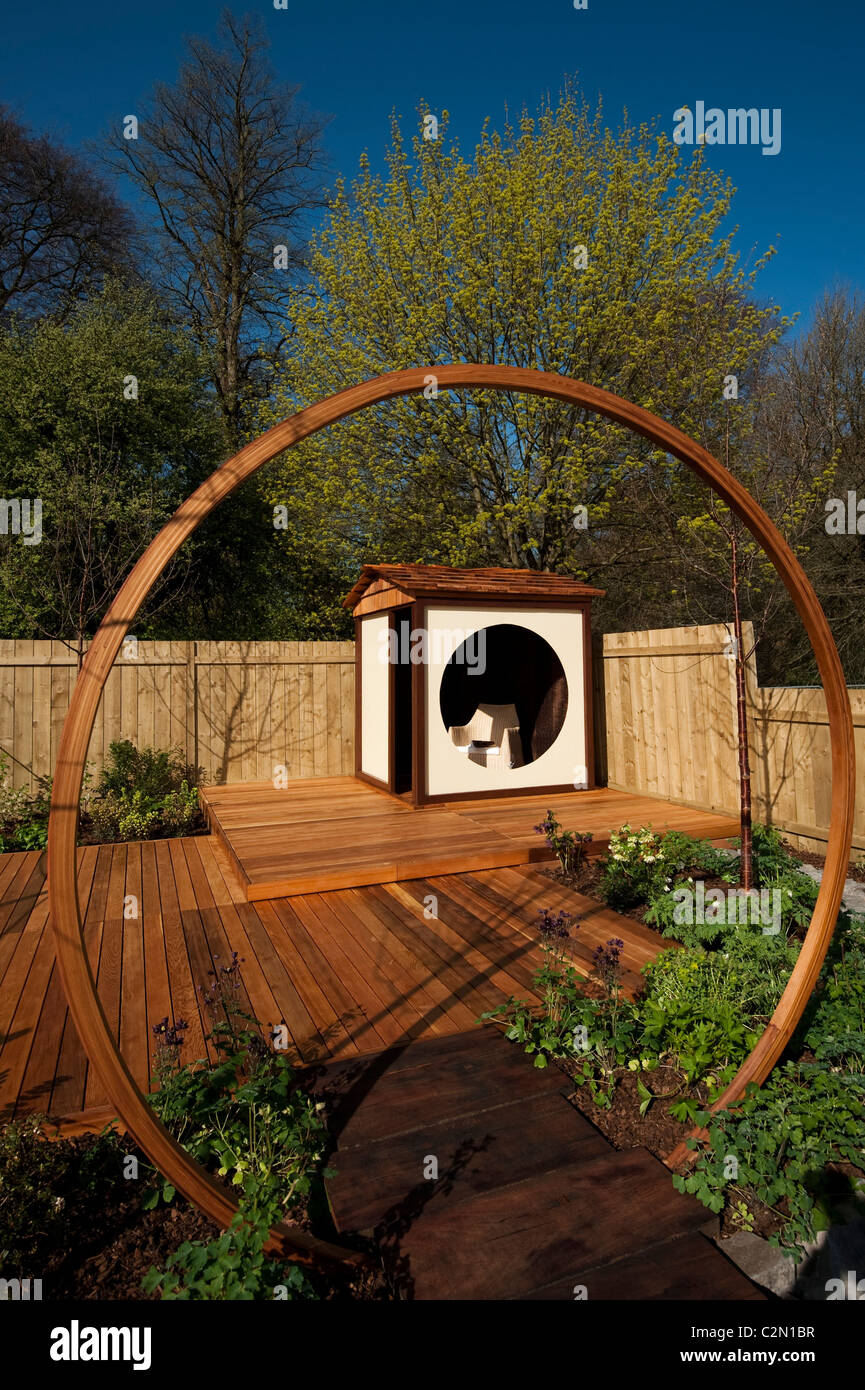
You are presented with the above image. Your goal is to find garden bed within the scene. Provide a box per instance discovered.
[557,1062,786,1243]
[0,953,389,1301]
[0,739,208,852]
[0,1121,385,1300]
[489,815,865,1265]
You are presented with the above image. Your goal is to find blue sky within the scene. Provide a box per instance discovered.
[2,0,862,331]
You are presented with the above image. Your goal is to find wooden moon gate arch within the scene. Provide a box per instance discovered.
[47,365,855,1259]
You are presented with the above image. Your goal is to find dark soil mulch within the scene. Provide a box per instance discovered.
[560,1061,697,1155]
[558,1061,786,1242]
[23,1129,385,1301]
[542,855,605,899]
[786,840,865,883]
[56,1200,221,1299]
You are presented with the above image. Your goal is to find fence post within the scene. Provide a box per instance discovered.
[185,640,197,771]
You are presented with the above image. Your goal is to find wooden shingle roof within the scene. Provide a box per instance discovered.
[344,563,605,611]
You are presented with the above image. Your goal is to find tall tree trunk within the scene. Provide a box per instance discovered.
[730,527,753,889]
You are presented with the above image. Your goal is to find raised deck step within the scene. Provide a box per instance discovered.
[200,775,740,901]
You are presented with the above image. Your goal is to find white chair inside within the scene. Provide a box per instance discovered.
[448,702,523,768]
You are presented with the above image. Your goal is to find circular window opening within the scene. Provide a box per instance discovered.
[439,624,568,771]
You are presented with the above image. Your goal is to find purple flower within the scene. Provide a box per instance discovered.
[152,1015,188,1047]
[538,907,576,940]
[592,937,625,992]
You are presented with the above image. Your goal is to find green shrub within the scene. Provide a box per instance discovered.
[600,824,735,912]
[0,755,51,852]
[644,826,818,946]
[737,823,801,884]
[159,782,201,836]
[675,1062,865,1254]
[599,824,672,908]
[142,1178,316,1301]
[656,830,736,881]
[86,739,205,843]
[98,740,200,802]
[644,887,723,946]
[89,788,161,842]
[766,865,820,933]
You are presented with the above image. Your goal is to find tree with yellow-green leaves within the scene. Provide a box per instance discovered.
[258,85,786,635]
[629,375,837,887]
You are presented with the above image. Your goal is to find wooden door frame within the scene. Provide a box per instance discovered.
[354,611,393,794]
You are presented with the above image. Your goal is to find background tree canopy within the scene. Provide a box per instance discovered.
[0,43,862,684]
[258,92,786,637]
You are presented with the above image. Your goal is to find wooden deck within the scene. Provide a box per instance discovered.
[200,776,740,901]
[0,837,675,1128]
[315,1031,764,1300]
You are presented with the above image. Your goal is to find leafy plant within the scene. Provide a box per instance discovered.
[641,936,798,1021]
[761,865,820,935]
[655,830,737,881]
[482,913,640,1106]
[675,1062,865,1254]
[159,781,201,835]
[0,754,52,851]
[147,957,330,1214]
[85,739,205,843]
[599,824,671,909]
[602,823,737,915]
[534,811,593,877]
[97,740,199,802]
[644,836,817,946]
[801,912,865,1073]
[735,823,800,884]
[142,1177,316,1301]
[638,997,759,1089]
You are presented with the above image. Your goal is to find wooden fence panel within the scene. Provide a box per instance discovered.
[0,640,356,789]
[601,624,742,817]
[748,683,865,853]
[600,623,864,856]
[1,626,860,855]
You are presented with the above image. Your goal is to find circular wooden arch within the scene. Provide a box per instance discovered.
[47,365,855,1264]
